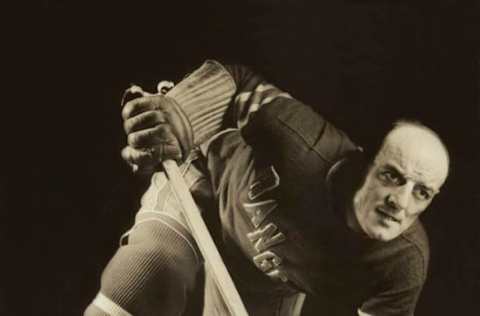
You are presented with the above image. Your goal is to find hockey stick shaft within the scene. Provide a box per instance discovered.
[162,159,249,316]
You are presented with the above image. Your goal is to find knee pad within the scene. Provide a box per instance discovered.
[87,214,201,316]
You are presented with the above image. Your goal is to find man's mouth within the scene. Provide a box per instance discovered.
[375,207,401,224]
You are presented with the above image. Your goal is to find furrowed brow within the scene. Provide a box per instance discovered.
[384,164,404,177]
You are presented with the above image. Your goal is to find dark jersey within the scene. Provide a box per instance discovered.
[199,62,429,315]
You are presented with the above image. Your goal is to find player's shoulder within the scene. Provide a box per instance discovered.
[243,101,359,191]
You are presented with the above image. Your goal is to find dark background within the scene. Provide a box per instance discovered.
[3,0,478,315]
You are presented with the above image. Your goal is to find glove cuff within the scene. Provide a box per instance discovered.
[167,60,237,146]
[158,96,195,160]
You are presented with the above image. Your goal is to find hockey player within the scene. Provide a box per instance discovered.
[86,60,449,316]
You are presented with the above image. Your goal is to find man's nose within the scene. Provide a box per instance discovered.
[387,183,413,211]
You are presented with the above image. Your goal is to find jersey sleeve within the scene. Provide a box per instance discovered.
[168,60,358,180]
[222,64,294,129]
[227,63,358,200]
[166,60,295,147]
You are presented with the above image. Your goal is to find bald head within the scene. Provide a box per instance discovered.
[379,122,450,189]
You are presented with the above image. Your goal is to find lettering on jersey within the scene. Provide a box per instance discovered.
[253,250,289,283]
[266,268,289,283]
[248,166,280,200]
[244,165,288,282]
[253,250,282,271]
[243,199,278,228]
[247,223,286,253]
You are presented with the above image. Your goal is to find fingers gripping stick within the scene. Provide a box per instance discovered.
[121,82,179,174]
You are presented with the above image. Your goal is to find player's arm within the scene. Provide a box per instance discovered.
[121,60,294,173]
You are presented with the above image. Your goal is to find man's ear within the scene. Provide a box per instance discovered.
[347,149,372,191]
[329,149,370,207]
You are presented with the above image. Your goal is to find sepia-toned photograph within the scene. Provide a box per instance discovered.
[3,1,478,315]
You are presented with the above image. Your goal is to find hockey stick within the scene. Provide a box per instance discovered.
[162,160,249,316]
[122,83,247,315]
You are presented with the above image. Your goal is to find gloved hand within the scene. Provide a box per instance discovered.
[120,60,237,174]
[121,85,193,174]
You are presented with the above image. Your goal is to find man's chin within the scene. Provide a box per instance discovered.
[355,212,401,241]
[367,226,399,242]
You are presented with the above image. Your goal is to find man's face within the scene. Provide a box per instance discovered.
[352,125,449,241]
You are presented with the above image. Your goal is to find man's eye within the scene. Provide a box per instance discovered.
[380,171,401,184]
[415,188,432,201]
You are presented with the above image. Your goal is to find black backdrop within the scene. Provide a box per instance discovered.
[3,1,479,315]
